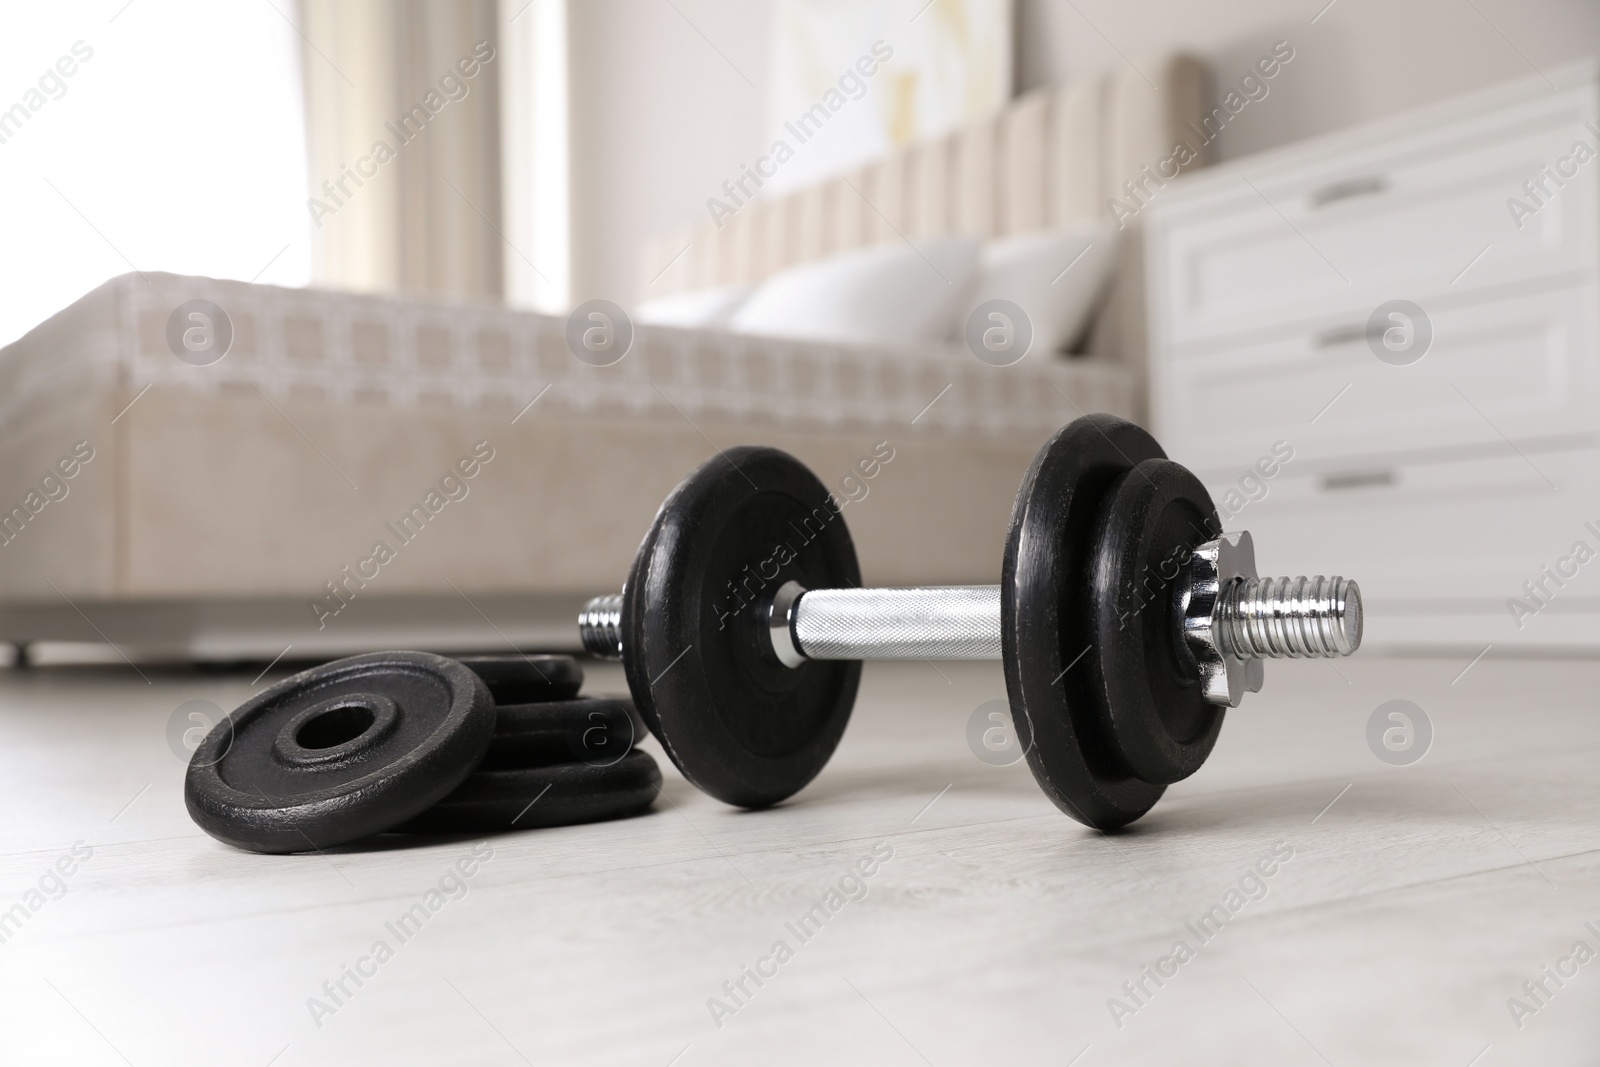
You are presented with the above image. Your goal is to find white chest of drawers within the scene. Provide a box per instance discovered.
[1144,61,1600,649]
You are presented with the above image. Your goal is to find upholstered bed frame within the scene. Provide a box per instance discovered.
[643,54,1208,370]
[0,56,1203,660]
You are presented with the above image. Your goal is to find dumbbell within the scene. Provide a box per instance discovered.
[575,414,1361,830]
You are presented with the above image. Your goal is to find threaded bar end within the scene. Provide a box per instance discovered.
[578,594,624,658]
[1217,576,1362,659]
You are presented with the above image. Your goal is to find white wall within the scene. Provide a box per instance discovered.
[1015,0,1600,163]
[566,0,1600,307]
[566,0,772,306]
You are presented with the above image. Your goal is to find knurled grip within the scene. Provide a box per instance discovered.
[791,586,1003,660]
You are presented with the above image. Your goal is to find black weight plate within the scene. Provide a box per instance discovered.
[599,693,652,751]
[395,750,662,833]
[622,447,861,808]
[1088,458,1224,785]
[185,651,495,853]
[483,696,644,769]
[455,654,583,703]
[1002,415,1168,830]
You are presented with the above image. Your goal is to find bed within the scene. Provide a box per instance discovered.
[0,54,1204,660]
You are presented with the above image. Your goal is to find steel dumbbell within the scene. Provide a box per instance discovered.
[577,415,1361,830]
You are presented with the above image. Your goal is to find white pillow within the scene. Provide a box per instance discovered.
[730,237,980,347]
[964,224,1118,355]
[634,284,752,328]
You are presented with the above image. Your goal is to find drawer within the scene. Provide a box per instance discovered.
[1148,80,1599,348]
[1154,286,1600,471]
[1200,447,1600,603]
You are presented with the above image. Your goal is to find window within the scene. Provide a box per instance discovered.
[0,1,310,346]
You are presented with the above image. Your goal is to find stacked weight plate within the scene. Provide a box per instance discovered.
[184,651,661,854]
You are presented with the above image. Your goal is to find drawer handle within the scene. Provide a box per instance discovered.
[1320,470,1396,491]
[1313,324,1366,348]
[1308,175,1388,208]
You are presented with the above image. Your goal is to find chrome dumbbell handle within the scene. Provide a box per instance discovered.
[776,584,1003,664]
[579,533,1363,708]
[575,587,1005,662]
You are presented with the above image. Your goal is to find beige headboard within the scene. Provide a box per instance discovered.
[642,54,1208,299]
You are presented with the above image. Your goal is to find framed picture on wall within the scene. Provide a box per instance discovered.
[765,0,1013,194]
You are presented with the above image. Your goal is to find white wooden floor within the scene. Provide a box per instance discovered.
[0,653,1596,1066]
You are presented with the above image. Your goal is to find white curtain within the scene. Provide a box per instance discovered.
[296,0,504,300]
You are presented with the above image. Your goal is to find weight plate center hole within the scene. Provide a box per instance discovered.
[298,703,375,749]
[273,692,400,767]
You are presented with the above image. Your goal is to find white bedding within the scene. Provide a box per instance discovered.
[728,236,981,348]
